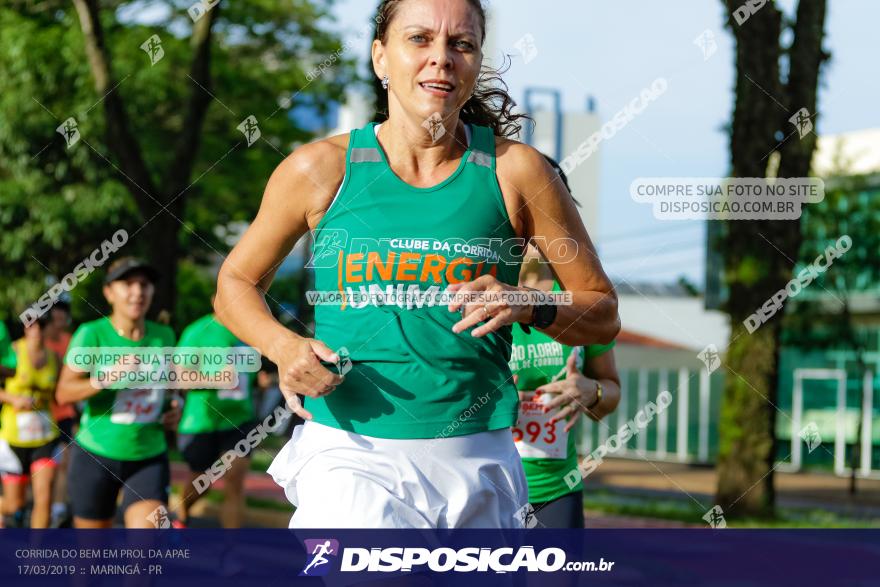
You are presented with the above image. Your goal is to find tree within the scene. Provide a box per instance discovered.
[715,0,829,518]
[0,0,356,327]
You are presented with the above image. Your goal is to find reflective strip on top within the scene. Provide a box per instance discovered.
[350,148,382,163]
[467,150,492,168]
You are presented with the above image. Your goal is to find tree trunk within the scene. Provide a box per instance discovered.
[139,199,183,319]
[716,0,827,518]
[843,298,867,496]
[73,0,219,319]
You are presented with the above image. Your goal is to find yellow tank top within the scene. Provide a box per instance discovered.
[0,339,59,447]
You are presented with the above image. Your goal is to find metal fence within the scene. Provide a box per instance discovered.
[579,362,880,479]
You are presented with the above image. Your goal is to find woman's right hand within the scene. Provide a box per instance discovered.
[269,333,345,421]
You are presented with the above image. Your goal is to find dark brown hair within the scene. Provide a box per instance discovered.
[373,0,531,138]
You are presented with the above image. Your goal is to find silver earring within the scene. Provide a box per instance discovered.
[381,75,389,90]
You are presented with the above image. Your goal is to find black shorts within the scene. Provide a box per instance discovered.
[56,418,77,443]
[68,442,169,521]
[531,490,585,529]
[3,440,59,480]
[178,422,256,472]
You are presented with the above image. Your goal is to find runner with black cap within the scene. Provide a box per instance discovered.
[56,257,180,528]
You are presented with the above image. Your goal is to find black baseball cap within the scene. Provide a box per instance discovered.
[104,257,160,285]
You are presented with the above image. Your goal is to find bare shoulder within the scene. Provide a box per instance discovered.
[495,135,554,182]
[266,132,350,229]
[493,135,559,236]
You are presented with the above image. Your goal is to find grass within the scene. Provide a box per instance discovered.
[249,449,277,472]
[200,489,291,513]
[583,489,877,528]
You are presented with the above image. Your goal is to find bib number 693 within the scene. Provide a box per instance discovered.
[512,419,557,444]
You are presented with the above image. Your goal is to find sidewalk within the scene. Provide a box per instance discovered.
[589,457,880,517]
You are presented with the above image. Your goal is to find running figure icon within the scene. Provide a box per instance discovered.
[301,540,336,576]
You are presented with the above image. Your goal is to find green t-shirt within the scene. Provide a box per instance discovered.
[66,318,176,461]
[0,322,17,371]
[509,283,615,504]
[177,314,256,434]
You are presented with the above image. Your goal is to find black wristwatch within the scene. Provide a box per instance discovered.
[520,288,558,333]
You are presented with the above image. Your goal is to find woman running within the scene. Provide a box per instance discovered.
[216,0,619,528]
[0,314,60,528]
[0,319,15,528]
[56,258,179,528]
[511,159,621,528]
[43,301,76,526]
[0,320,15,379]
[175,310,257,528]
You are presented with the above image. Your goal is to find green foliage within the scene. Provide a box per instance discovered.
[783,174,880,351]
[0,7,137,320]
[172,260,216,333]
[0,0,358,320]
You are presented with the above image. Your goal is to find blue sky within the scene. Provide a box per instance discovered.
[329,0,879,287]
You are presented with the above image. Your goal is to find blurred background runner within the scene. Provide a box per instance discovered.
[175,308,258,528]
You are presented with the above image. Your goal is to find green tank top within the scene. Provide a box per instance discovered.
[510,281,615,503]
[0,322,16,370]
[306,121,522,439]
[177,314,256,434]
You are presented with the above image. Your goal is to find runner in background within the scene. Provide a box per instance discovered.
[0,320,16,379]
[42,301,76,527]
[0,317,20,528]
[0,314,61,528]
[56,257,181,528]
[257,357,305,438]
[175,308,257,528]
[43,302,73,356]
[510,157,621,528]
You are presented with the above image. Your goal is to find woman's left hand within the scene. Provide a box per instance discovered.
[446,275,533,337]
[536,352,599,432]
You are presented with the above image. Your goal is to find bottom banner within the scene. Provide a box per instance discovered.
[0,529,877,586]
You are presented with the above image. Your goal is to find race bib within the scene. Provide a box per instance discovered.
[513,393,568,459]
[218,372,249,401]
[110,389,164,424]
[16,411,54,443]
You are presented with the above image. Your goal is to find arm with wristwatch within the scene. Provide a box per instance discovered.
[516,286,621,428]
[517,285,559,334]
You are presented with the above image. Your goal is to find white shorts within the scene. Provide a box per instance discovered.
[267,421,528,529]
[0,439,21,474]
